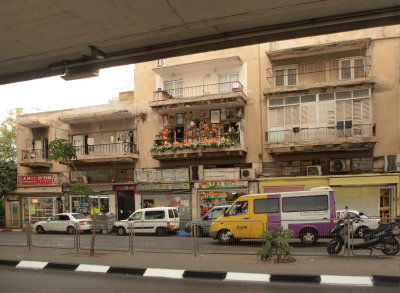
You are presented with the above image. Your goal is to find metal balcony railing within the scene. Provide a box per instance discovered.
[266,56,371,87]
[152,133,241,152]
[153,81,244,101]
[74,142,137,156]
[21,149,48,160]
[266,124,374,144]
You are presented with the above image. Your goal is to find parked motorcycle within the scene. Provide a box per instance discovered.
[327,215,400,255]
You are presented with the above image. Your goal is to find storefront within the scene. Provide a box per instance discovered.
[115,184,137,220]
[66,185,116,217]
[136,182,191,222]
[7,175,64,227]
[258,174,400,218]
[195,180,249,217]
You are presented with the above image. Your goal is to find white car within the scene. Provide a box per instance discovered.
[113,207,180,236]
[33,213,93,234]
[336,210,381,238]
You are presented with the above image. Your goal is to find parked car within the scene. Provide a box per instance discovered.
[112,207,180,236]
[185,205,230,236]
[33,213,93,234]
[336,209,381,238]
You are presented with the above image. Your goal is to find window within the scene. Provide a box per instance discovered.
[129,212,142,221]
[282,195,328,212]
[274,67,297,86]
[145,210,165,220]
[267,88,371,141]
[254,198,279,214]
[227,201,248,216]
[165,79,183,98]
[168,209,174,218]
[340,58,365,80]
[71,213,86,220]
[219,73,239,93]
[50,215,59,221]
[59,215,70,221]
[173,209,179,218]
[209,208,225,220]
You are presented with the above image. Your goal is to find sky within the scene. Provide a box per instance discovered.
[0,64,135,123]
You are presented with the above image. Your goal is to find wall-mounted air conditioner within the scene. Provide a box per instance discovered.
[330,159,351,173]
[384,154,400,172]
[307,165,322,176]
[190,165,204,181]
[241,168,256,179]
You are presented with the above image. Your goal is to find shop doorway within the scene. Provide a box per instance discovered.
[379,186,396,221]
[117,191,135,220]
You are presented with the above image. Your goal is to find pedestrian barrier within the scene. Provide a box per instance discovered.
[0,218,398,258]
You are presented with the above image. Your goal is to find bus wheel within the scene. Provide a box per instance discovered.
[300,228,318,245]
[218,229,233,245]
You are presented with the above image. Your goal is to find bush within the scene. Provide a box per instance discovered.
[257,226,295,263]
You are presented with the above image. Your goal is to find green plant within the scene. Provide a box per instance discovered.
[47,139,77,165]
[257,226,295,263]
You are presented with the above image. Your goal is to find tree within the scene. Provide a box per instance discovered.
[47,139,96,256]
[0,109,22,201]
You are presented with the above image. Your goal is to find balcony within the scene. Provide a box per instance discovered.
[265,56,373,96]
[150,133,247,160]
[20,149,52,168]
[72,142,138,165]
[266,124,376,156]
[149,81,247,114]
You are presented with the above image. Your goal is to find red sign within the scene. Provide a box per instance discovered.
[17,175,57,186]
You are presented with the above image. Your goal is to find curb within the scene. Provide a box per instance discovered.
[0,229,27,232]
[1,259,400,286]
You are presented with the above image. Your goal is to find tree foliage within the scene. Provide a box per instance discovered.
[257,227,295,263]
[47,139,77,165]
[0,108,22,198]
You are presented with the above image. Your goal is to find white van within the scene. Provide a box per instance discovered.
[112,207,180,236]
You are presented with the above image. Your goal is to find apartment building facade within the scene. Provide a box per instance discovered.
[5,26,400,227]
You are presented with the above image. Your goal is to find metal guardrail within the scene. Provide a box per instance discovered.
[74,142,136,156]
[0,218,398,257]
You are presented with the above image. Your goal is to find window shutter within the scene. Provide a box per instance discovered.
[340,60,351,79]
[275,70,284,86]
[353,100,362,125]
[287,68,297,85]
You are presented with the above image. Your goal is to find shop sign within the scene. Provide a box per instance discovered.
[7,195,19,201]
[115,185,135,191]
[199,192,227,200]
[196,181,248,189]
[137,182,190,191]
[17,174,57,186]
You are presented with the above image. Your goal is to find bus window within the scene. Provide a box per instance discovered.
[254,198,279,213]
[282,195,328,212]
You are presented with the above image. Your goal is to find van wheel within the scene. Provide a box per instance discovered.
[117,226,126,236]
[300,228,318,245]
[156,227,167,236]
[218,229,233,245]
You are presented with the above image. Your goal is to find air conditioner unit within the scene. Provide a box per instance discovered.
[190,165,204,181]
[384,154,400,172]
[307,165,322,176]
[241,168,256,179]
[77,176,88,184]
[330,159,351,173]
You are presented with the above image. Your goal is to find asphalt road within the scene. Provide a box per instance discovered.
[0,267,398,293]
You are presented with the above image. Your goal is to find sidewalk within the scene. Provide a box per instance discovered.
[0,246,399,277]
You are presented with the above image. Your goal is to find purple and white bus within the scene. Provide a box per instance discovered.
[210,187,336,245]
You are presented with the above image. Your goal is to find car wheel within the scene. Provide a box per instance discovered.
[382,240,400,256]
[355,226,369,238]
[218,229,233,245]
[300,228,318,245]
[36,226,45,234]
[117,226,126,236]
[67,226,75,235]
[156,227,167,236]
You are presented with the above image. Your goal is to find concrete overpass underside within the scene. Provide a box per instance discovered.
[1,0,399,84]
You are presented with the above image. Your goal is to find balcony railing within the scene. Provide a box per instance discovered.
[266,124,374,144]
[21,149,48,160]
[74,142,137,156]
[153,81,244,101]
[151,133,241,153]
[266,56,371,87]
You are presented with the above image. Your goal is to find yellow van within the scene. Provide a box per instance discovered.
[209,188,336,245]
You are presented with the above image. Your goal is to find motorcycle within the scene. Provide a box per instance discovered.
[327,215,400,255]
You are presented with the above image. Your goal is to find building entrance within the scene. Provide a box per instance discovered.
[117,191,135,220]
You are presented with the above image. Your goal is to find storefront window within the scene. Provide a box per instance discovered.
[70,195,110,216]
[199,190,245,213]
[23,197,54,224]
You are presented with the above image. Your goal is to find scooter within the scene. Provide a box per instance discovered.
[327,215,400,255]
